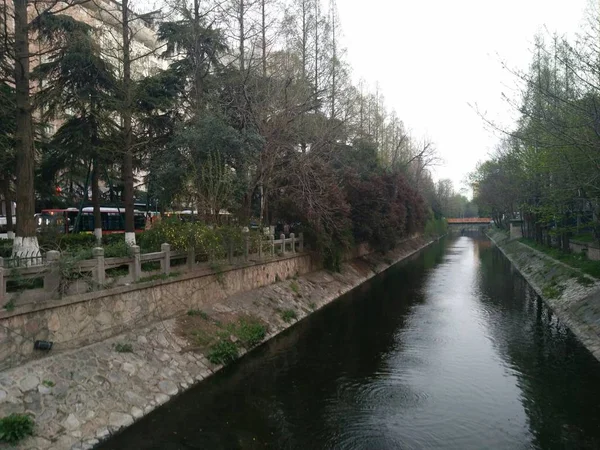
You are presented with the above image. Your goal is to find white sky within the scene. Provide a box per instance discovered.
[337,0,589,194]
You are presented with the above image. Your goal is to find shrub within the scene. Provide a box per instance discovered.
[207,339,238,365]
[115,342,133,353]
[280,309,297,323]
[234,319,266,348]
[0,414,34,444]
[0,240,12,258]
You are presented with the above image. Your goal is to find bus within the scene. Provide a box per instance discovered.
[37,207,146,235]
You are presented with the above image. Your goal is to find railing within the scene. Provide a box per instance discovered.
[0,233,304,306]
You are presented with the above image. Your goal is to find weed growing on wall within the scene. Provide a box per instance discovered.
[289,281,300,296]
[281,309,297,323]
[232,319,266,348]
[115,343,133,353]
[0,414,34,444]
[207,339,238,365]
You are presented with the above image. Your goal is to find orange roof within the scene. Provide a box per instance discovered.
[447,218,492,224]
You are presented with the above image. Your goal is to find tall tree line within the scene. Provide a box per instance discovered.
[0,0,445,259]
[472,5,600,248]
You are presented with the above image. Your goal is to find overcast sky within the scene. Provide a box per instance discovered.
[337,0,589,194]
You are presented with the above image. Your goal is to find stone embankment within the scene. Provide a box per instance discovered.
[0,236,434,450]
[488,230,600,361]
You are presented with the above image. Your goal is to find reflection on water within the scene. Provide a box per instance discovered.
[99,237,600,450]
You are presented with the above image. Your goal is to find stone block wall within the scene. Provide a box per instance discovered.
[0,254,315,370]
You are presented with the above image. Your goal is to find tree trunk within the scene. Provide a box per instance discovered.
[121,0,135,245]
[261,0,267,78]
[13,0,39,256]
[330,0,336,120]
[239,0,245,73]
[92,159,102,243]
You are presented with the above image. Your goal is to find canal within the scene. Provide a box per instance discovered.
[99,236,600,450]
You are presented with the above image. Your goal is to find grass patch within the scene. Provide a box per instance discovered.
[187,309,209,319]
[520,238,600,279]
[0,413,34,444]
[577,275,595,287]
[114,342,133,353]
[42,380,55,388]
[207,339,238,365]
[542,284,565,299]
[280,309,297,323]
[231,319,266,348]
[572,232,596,243]
[190,329,213,347]
[308,302,316,311]
[3,299,15,312]
[289,280,300,295]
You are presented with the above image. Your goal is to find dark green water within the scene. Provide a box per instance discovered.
[99,237,600,450]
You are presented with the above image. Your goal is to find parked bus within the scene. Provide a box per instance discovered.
[37,207,146,234]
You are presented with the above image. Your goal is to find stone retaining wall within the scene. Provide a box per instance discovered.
[0,254,315,371]
[488,230,600,361]
[0,236,435,450]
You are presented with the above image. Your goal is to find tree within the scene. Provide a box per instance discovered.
[33,12,117,242]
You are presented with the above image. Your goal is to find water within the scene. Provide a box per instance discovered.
[99,236,600,450]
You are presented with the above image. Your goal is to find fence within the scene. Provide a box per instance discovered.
[0,233,304,306]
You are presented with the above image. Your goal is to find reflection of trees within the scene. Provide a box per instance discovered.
[477,244,600,449]
[100,241,450,450]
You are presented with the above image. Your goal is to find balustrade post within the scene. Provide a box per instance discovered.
[280,233,286,255]
[270,235,275,257]
[187,246,195,270]
[290,233,296,254]
[92,247,105,289]
[161,243,171,275]
[131,245,141,282]
[44,250,61,295]
[299,233,304,252]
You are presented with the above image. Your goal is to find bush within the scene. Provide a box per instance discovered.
[0,414,34,444]
[280,309,297,323]
[233,319,266,348]
[39,232,96,252]
[207,339,238,365]
[115,342,133,353]
[0,240,12,258]
[138,220,241,258]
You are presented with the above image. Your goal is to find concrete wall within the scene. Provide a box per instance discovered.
[570,240,600,261]
[0,253,316,370]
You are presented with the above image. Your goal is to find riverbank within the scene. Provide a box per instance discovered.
[488,229,600,361]
[0,236,436,450]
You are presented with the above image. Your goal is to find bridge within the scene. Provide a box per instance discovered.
[447,218,492,234]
